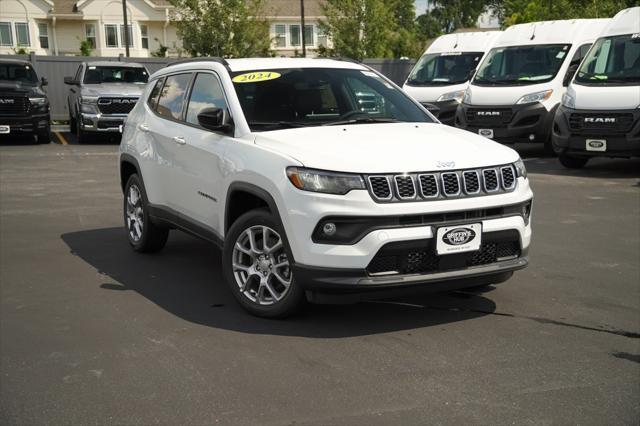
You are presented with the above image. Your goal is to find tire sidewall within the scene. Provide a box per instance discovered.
[123,174,154,251]
[222,209,305,318]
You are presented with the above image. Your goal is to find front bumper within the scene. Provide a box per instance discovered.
[79,113,126,133]
[456,102,554,144]
[0,113,50,136]
[552,105,640,158]
[420,100,459,126]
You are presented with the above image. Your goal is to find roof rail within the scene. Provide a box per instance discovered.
[165,57,229,68]
[316,56,362,64]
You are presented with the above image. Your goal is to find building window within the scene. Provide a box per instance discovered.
[0,22,13,47]
[85,24,96,48]
[318,26,328,48]
[274,24,286,48]
[120,24,133,48]
[140,24,148,49]
[37,23,49,49]
[289,25,300,47]
[15,22,30,46]
[105,24,118,47]
[304,24,313,47]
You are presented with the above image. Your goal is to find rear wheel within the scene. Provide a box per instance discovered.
[123,174,169,252]
[223,209,305,318]
[558,154,589,169]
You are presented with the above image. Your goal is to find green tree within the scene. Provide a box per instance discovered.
[319,0,422,59]
[169,0,271,57]
[417,0,490,40]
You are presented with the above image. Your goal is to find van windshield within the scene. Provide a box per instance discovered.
[406,52,483,86]
[231,68,434,131]
[474,44,571,85]
[0,63,38,84]
[575,34,640,85]
[83,66,148,84]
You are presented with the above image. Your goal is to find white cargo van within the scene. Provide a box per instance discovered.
[552,7,640,168]
[456,19,610,150]
[403,31,502,125]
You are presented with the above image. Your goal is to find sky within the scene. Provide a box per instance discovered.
[414,0,428,16]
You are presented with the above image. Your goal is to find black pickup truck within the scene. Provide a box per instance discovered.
[0,59,51,143]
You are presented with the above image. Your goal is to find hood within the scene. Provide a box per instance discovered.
[254,123,519,173]
[0,81,45,97]
[465,82,557,106]
[403,82,469,103]
[569,84,640,110]
[81,83,145,97]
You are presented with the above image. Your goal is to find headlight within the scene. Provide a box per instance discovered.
[80,96,98,105]
[463,89,472,104]
[436,90,465,103]
[28,97,47,105]
[562,93,575,109]
[516,89,553,105]
[514,158,527,179]
[286,167,365,195]
[80,104,98,114]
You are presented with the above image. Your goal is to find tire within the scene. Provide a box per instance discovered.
[37,127,51,144]
[558,154,589,169]
[76,119,87,144]
[223,209,306,318]
[123,174,169,253]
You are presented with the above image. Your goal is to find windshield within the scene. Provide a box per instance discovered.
[83,66,148,84]
[474,44,571,85]
[231,68,434,131]
[575,34,640,85]
[0,63,38,84]
[406,52,483,86]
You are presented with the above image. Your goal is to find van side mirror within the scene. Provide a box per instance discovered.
[41,77,48,86]
[197,107,233,134]
[64,76,78,85]
[563,63,580,87]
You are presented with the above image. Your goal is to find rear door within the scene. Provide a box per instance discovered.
[144,72,193,212]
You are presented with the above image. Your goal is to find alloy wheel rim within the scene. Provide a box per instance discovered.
[126,184,144,242]
[232,225,292,305]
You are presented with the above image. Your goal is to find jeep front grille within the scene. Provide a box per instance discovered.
[366,165,517,202]
[97,97,138,114]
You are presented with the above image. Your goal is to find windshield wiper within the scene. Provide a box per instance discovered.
[321,117,400,126]
[248,121,308,130]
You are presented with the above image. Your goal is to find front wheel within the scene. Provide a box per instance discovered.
[558,154,589,169]
[123,174,169,252]
[223,209,306,318]
[37,127,51,144]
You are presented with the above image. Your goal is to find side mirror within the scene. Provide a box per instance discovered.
[197,107,233,133]
[64,76,77,85]
[41,77,48,86]
[563,63,580,87]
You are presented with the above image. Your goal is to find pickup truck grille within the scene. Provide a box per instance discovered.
[568,113,635,133]
[465,108,513,127]
[97,97,138,114]
[0,95,30,116]
[366,165,517,203]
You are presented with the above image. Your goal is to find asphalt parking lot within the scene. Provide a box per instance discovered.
[0,138,638,425]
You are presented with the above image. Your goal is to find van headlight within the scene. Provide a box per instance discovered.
[514,158,527,179]
[562,93,575,109]
[436,90,465,103]
[286,167,365,195]
[516,89,553,105]
[80,96,98,104]
[28,97,47,105]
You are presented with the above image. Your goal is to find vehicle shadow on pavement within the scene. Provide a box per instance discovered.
[61,227,498,338]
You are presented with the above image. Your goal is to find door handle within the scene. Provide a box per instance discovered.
[138,123,150,132]
[173,136,186,145]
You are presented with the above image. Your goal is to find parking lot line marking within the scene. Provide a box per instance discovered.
[55,132,69,145]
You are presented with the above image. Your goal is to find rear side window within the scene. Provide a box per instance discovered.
[185,73,227,125]
[156,73,192,120]
[147,78,164,109]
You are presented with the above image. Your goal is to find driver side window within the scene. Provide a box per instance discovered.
[185,72,227,126]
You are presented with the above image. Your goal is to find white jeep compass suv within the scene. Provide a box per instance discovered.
[119,58,533,318]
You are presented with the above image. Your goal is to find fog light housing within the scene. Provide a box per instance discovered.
[82,117,93,126]
[529,134,535,141]
[322,222,337,236]
[522,200,532,225]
